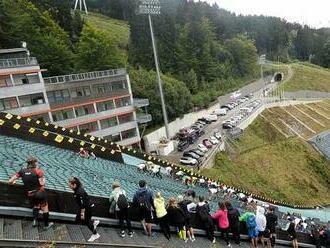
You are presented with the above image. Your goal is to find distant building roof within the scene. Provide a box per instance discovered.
[0,48,28,55]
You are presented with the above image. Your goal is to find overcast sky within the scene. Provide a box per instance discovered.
[203,0,330,28]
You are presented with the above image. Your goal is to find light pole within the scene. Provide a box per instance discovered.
[138,0,170,139]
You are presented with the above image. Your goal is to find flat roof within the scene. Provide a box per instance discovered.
[0,48,28,54]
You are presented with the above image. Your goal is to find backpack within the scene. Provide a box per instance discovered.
[196,205,210,222]
[117,192,128,210]
[247,215,257,229]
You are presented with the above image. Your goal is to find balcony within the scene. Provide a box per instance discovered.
[44,69,127,84]
[0,57,38,69]
[133,98,150,108]
[136,113,152,124]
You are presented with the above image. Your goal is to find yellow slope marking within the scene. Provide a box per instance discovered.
[281,108,316,134]
[305,104,330,120]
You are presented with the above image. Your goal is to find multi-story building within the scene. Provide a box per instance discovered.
[0,48,151,148]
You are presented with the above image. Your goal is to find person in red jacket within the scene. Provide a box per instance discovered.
[9,156,53,230]
[211,202,231,247]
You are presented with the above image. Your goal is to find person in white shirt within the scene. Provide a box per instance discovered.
[256,206,267,247]
[208,187,218,200]
[165,166,172,176]
[137,163,146,172]
[151,164,162,179]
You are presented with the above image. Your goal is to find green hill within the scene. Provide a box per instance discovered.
[202,104,330,206]
[86,12,130,63]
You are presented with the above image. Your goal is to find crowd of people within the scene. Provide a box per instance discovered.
[8,156,330,247]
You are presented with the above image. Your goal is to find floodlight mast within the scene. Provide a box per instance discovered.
[74,0,88,15]
[138,0,170,139]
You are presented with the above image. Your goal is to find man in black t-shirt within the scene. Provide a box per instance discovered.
[9,157,53,229]
[265,206,278,248]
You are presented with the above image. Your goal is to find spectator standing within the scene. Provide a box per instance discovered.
[265,206,278,248]
[68,177,100,242]
[196,196,216,243]
[153,192,171,240]
[78,148,89,158]
[310,222,321,248]
[240,206,258,247]
[166,198,187,242]
[256,207,267,247]
[225,201,241,245]
[9,157,54,230]
[287,218,298,248]
[109,182,133,238]
[132,180,154,236]
[178,195,196,242]
[211,202,231,247]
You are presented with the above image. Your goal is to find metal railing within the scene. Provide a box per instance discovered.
[0,57,38,69]
[44,68,127,84]
[133,98,150,108]
[136,113,152,124]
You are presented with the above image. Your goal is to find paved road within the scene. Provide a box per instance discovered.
[162,76,274,165]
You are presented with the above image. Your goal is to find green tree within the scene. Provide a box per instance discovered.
[320,39,330,68]
[183,69,198,94]
[75,25,124,72]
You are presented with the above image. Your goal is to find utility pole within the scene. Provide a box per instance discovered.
[138,0,170,139]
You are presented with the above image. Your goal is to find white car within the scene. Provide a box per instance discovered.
[197,144,208,153]
[210,136,219,144]
[214,132,222,140]
[180,157,198,166]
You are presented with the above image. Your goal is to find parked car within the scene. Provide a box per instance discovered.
[202,139,213,148]
[213,108,227,116]
[197,143,208,153]
[209,136,219,145]
[223,122,235,129]
[183,151,200,160]
[198,118,211,124]
[204,114,217,122]
[177,141,189,151]
[180,157,198,166]
[189,149,205,157]
[214,132,222,140]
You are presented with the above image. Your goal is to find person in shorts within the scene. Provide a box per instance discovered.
[133,180,154,236]
[9,156,54,229]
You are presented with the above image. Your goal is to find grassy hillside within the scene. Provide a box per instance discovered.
[203,106,330,206]
[86,12,130,63]
[283,63,330,92]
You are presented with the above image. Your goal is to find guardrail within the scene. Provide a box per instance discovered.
[44,68,127,84]
[133,98,150,108]
[136,113,152,124]
[0,57,38,69]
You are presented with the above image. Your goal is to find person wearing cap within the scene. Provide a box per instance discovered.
[9,156,54,230]
[109,181,133,238]
[154,192,170,240]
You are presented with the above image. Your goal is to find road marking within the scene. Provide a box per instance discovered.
[293,105,325,127]
[304,104,330,120]
[281,107,316,134]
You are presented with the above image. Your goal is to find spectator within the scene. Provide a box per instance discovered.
[287,217,298,248]
[196,196,215,243]
[146,161,153,173]
[211,202,231,247]
[68,177,100,242]
[137,163,146,172]
[132,180,154,236]
[265,206,278,248]
[178,194,196,242]
[256,206,267,247]
[225,201,241,245]
[151,164,162,179]
[88,149,97,160]
[165,166,172,176]
[208,186,218,201]
[154,192,170,240]
[109,182,132,238]
[166,198,187,242]
[240,205,258,247]
[8,156,54,230]
[78,148,89,158]
[310,222,321,248]
[325,227,330,248]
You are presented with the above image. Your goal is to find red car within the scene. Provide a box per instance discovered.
[202,139,213,148]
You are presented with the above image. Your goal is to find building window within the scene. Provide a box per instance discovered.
[104,133,121,142]
[71,86,92,98]
[0,97,18,110]
[96,100,114,112]
[75,104,94,117]
[100,117,118,129]
[79,122,98,133]
[118,113,134,124]
[121,128,137,140]
[18,93,45,107]
[47,90,70,104]
[52,109,75,122]
[0,76,12,87]
[111,81,126,91]
[115,97,131,108]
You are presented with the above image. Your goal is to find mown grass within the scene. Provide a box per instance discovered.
[86,12,130,63]
[283,63,330,92]
[203,115,330,206]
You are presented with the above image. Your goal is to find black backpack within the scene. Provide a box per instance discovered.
[117,192,128,210]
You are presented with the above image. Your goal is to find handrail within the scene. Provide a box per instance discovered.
[0,57,38,69]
